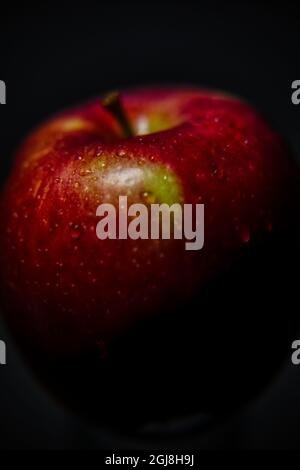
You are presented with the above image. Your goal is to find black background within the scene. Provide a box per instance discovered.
[0,1,300,450]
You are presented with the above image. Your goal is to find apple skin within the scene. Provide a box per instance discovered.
[0,87,299,428]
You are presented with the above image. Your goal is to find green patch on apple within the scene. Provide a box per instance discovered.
[142,165,183,206]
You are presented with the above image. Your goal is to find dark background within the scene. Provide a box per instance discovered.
[0,1,300,450]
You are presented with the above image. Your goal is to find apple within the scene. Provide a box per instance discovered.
[0,87,299,429]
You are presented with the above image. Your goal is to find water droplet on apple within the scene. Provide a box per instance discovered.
[196,171,205,181]
[240,226,250,243]
[140,190,155,203]
[79,169,91,176]
[70,224,83,240]
[211,162,226,181]
[58,208,64,216]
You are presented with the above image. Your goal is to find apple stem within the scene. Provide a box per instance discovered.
[102,91,135,138]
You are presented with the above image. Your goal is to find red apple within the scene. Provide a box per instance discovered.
[0,87,299,428]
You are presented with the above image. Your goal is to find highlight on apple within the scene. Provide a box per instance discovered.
[95,195,205,250]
